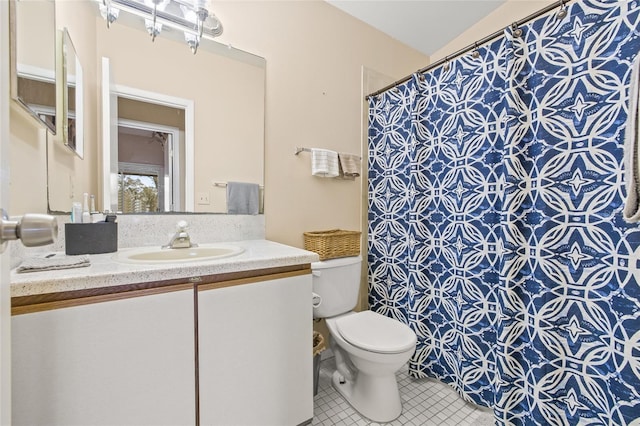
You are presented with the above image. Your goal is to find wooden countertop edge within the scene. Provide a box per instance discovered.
[12,263,311,315]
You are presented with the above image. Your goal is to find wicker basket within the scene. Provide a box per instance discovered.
[303,229,361,260]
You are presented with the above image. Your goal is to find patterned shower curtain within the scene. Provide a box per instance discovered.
[368,1,640,424]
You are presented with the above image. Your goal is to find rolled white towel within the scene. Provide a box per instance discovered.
[311,148,339,178]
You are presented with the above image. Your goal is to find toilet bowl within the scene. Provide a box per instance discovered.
[311,256,417,422]
[325,311,416,422]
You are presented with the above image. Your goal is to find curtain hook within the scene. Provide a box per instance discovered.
[443,56,450,72]
[557,0,568,19]
[511,22,523,38]
[472,42,480,58]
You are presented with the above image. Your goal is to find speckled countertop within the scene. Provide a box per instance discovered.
[11,240,319,298]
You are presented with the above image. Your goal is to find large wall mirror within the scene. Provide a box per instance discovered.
[47,2,266,215]
[9,0,57,133]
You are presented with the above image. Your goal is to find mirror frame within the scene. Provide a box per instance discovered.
[59,28,84,158]
[9,0,58,134]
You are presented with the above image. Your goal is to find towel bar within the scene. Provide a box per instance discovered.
[213,182,264,189]
[295,147,313,155]
[294,147,362,160]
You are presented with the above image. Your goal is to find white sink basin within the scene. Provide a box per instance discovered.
[114,244,244,264]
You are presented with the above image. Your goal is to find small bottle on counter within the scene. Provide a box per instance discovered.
[89,194,104,222]
[72,202,82,224]
[82,193,91,224]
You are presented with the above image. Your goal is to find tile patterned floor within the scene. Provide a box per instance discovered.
[312,357,495,426]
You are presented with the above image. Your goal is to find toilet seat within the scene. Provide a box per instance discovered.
[335,311,416,354]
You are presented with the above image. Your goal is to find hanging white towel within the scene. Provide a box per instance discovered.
[311,148,339,178]
[337,153,362,180]
[624,55,640,222]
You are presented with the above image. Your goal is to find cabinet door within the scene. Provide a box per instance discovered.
[198,274,313,426]
[12,287,196,426]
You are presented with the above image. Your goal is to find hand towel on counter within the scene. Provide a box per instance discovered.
[311,148,339,178]
[227,181,260,215]
[17,253,90,273]
[337,153,362,180]
[624,55,640,222]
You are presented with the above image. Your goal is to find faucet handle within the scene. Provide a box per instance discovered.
[176,220,188,231]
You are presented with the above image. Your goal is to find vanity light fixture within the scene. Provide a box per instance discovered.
[97,0,223,54]
[99,1,120,27]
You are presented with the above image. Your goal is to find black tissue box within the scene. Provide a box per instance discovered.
[65,222,118,255]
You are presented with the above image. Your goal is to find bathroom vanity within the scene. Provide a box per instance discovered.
[10,239,318,426]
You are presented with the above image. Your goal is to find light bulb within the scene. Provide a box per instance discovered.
[143,0,169,41]
[184,32,200,54]
[145,18,162,39]
[144,0,170,11]
[99,2,119,27]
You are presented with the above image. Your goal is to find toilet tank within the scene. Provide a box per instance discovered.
[311,255,362,319]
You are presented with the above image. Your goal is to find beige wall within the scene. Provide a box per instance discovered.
[211,0,428,246]
[15,0,55,71]
[9,106,48,214]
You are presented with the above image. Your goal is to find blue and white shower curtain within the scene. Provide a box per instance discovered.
[368,1,640,424]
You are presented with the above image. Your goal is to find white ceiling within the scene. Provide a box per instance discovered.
[325,0,507,56]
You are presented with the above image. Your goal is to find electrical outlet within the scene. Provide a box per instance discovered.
[197,192,210,205]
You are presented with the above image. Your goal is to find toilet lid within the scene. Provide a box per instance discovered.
[335,311,416,354]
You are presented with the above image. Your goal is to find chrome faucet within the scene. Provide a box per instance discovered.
[163,220,197,249]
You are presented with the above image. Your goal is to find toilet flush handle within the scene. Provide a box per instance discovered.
[312,270,322,277]
[312,292,322,308]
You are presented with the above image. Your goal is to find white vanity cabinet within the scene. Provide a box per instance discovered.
[12,286,196,426]
[11,267,314,426]
[197,273,313,426]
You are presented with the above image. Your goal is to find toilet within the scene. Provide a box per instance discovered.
[312,255,417,423]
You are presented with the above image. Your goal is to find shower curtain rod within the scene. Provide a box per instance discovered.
[366,0,572,99]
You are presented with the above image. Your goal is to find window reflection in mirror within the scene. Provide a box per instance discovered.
[10,0,57,133]
[117,103,184,212]
[119,172,159,213]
